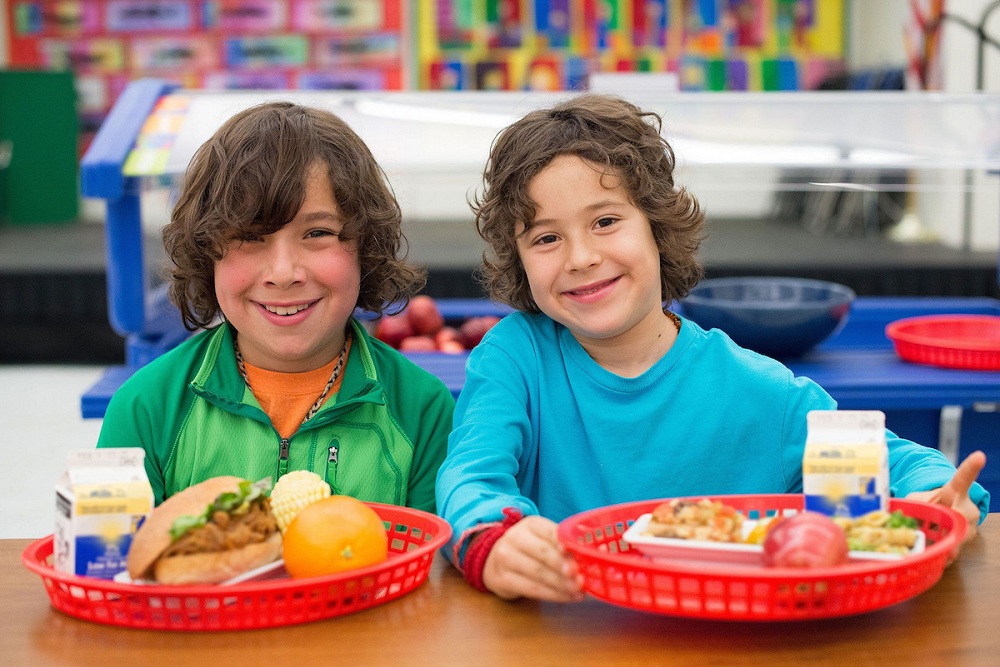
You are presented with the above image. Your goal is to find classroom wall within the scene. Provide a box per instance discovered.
[2,1,998,250]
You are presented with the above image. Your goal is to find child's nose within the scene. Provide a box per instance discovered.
[264,242,305,287]
[566,237,600,270]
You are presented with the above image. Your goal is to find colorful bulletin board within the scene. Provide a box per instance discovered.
[416,0,845,91]
[4,1,847,139]
[5,0,404,133]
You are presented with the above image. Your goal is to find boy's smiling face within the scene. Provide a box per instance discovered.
[516,154,671,360]
[214,163,360,372]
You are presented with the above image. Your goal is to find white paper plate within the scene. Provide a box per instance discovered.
[113,559,288,586]
[622,514,925,567]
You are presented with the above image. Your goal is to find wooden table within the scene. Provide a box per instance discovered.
[4,518,998,666]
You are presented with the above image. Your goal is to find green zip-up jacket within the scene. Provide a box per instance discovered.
[97,319,454,512]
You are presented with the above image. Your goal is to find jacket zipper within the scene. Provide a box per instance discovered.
[278,437,290,477]
[274,390,375,481]
[326,438,340,493]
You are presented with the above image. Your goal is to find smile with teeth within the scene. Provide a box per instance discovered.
[567,278,617,296]
[263,302,312,316]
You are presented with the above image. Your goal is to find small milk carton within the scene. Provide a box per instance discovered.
[802,410,889,518]
[54,448,154,579]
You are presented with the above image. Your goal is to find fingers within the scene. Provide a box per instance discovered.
[482,517,584,602]
[914,451,988,509]
[944,451,986,499]
[487,564,583,603]
[906,453,985,552]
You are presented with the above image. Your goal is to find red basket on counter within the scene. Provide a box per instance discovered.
[886,315,1000,370]
[557,494,965,621]
[22,503,450,631]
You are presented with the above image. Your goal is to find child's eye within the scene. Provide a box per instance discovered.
[237,231,264,243]
[305,228,339,239]
[533,233,559,246]
[595,216,617,229]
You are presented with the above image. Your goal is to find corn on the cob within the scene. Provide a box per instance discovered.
[270,470,331,533]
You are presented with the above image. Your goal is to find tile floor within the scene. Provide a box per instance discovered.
[1,366,105,538]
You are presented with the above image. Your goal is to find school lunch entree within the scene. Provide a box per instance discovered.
[127,476,283,585]
[125,472,388,585]
[630,498,922,568]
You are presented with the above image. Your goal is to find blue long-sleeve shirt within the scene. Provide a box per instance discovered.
[436,311,989,562]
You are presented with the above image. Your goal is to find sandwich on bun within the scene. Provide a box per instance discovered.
[127,476,281,585]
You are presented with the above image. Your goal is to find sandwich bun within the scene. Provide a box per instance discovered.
[127,476,281,585]
[149,533,282,585]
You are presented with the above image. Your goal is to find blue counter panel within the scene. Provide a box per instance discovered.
[84,296,1000,416]
[786,349,1000,410]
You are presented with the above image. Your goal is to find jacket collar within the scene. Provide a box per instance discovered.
[191,320,386,421]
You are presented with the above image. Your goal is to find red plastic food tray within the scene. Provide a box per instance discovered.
[886,315,1000,370]
[557,494,965,621]
[22,503,450,631]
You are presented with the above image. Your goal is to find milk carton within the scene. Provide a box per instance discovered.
[54,448,154,579]
[802,410,889,518]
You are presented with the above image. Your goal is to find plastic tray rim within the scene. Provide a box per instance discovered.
[21,502,452,630]
[886,314,1000,352]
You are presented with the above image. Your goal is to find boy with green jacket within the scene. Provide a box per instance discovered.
[97,101,453,509]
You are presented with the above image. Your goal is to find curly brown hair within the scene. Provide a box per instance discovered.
[164,101,425,329]
[472,93,704,312]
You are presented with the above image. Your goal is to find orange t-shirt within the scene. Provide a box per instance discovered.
[242,339,352,439]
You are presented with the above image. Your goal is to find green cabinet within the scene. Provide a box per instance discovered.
[0,69,79,224]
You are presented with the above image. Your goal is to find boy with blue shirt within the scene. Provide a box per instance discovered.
[435,93,988,602]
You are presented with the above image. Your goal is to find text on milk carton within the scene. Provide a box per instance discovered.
[803,410,889,518]
[54,448,153,579]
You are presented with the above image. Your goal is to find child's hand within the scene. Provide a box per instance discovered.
[906,450,986,546]
[482,515,585,602]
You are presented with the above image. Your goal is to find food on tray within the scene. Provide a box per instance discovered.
[269,470,332,533]
[762,511,849,568]
[643,498,744,542]
[626,499,924,569]
[127,476,281,585]
[744,516,779,545]
[833,510,920,554]
[282,495,389,578]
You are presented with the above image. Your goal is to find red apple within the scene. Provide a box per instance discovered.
[399,335,438,352]
[374,312,413,348]
[460,316,501,349]
[407,295,444,336]
[437,340,466,354]
[434,326,461,347]
[762,512,849,568]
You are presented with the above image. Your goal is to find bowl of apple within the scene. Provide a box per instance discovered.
[372,296,505,354]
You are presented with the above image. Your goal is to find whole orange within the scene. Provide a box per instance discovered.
[282,496,389,578]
